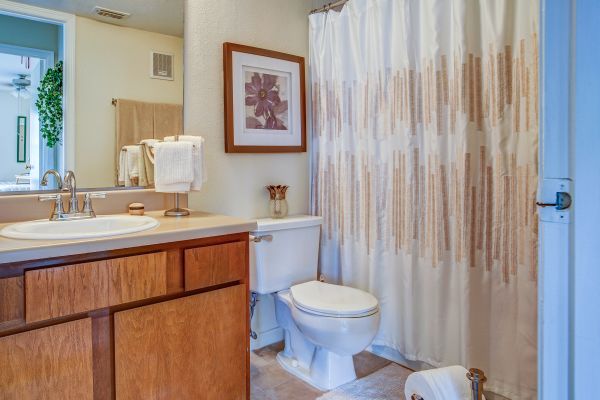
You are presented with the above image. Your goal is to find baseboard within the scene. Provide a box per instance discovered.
[368,344,430,372]
[250,327,283,351]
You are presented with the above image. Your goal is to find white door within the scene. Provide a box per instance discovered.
[539,1,600,399]
[570,0,600,398]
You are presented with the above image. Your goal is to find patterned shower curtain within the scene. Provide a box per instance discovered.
[309,0,538,398]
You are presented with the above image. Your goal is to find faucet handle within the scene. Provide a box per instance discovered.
[38,193,61,201]
[82,192,107,217]
[39,193,64,220]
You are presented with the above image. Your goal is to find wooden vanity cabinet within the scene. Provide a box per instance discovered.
[0,232,250,400]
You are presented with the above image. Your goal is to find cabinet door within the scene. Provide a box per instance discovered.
[0,318,94,400]
[114,285,247,400]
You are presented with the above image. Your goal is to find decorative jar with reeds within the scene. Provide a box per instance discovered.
[266,185,289,219]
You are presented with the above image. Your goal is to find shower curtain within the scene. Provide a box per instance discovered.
[309,1,538,398]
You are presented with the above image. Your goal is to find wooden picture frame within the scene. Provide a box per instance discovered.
[16,116,27,163]
[223,42,306,153]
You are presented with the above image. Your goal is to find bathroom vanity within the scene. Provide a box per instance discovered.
[0,211,255,400]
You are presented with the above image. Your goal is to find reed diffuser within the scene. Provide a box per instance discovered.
[266,185,289,219]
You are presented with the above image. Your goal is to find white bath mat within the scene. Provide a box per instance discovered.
[317,363,412,400]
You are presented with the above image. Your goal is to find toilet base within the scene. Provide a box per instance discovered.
[276,347,357,391]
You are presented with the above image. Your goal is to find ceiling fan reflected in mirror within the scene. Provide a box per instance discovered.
[0,74,31,99]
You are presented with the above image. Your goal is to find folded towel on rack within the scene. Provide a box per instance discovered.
[138,139,160,186]
[164,135,207,191]
[404,366,484,400]
[118,145,141,186]
[153,141,194,193]
[140,138,160,148]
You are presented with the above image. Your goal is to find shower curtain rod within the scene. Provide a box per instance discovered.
[309,0,348,14]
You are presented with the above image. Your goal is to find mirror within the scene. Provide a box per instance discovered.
[0,0,184,194]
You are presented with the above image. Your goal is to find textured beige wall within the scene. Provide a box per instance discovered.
[75,17,183,188]
[184,0,311,219]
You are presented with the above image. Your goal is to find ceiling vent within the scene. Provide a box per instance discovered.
[93,6,130,20]
[150,52,174,81]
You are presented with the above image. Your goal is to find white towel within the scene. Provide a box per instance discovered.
[153,141,194,193]
[118,145,141,186]
[164,135,207,191]
[404,366,485,400]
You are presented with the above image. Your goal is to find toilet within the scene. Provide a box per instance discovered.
[250,215,381,391]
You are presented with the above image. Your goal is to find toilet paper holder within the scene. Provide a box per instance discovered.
[410,367,487,400]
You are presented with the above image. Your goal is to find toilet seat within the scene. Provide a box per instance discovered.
[290,280,379,318]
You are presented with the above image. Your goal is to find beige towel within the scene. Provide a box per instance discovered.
[155,103,183,138]
[115,99,154,180]
[164,135,206,191]
[153,142,194,193]
[139,139,159,186]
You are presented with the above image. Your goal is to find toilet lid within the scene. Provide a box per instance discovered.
[290,281,379,317]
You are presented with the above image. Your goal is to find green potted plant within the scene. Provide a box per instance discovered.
[36,61,63,148]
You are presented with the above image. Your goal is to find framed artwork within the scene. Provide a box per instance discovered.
[16,116,26,163]
[223,42,306,153]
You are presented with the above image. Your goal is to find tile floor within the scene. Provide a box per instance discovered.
[250,342,401,399]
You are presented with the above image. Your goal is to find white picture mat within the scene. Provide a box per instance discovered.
[232,51,302,147]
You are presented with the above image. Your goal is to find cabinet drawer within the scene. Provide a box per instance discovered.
[25,252,167,323]
[184,242,246,291]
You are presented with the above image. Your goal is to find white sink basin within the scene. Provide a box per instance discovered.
[0,215,159,240]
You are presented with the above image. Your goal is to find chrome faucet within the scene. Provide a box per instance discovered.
[41,169,63,190]
[63,170,79,214]
[39,170,107,221]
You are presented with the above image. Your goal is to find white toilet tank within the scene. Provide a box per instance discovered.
[250,215,323,294]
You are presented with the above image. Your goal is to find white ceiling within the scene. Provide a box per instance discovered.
[0,53,39,88]
[10,0,184,37]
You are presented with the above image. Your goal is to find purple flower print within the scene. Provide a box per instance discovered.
[245,73,287,130]
[245,73,280,116]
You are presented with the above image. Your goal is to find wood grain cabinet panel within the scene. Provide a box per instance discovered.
[25,252,167,323]
[108,252,167,305]
[0,277,24,328]
[25,260,109,323]
[184,241,246,290]
[114,285,247,400]
[0,318,94,400]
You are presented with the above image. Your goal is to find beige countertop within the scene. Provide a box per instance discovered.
[0,211,257,264]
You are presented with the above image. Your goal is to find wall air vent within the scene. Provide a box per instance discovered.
[93,6,130,20]
[150,51,174,81]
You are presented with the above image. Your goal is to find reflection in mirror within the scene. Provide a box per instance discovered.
[0,0,184,194]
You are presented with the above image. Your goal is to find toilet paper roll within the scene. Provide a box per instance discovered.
[404,365,485,400]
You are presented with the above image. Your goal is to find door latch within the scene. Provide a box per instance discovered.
[536,191,572,210]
